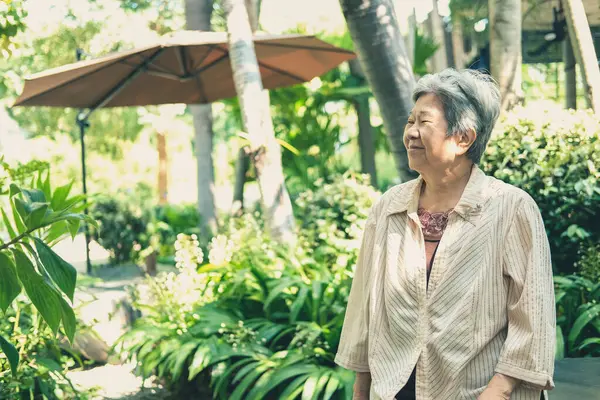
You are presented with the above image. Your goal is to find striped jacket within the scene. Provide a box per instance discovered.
[335,166,556,400]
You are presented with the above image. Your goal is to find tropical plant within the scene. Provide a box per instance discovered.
[0,0,27,54]
[117,173,377,398]
[554,274,600,358]
[0,161,95,381]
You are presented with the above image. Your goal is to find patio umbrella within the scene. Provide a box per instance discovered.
[13,31,355,273]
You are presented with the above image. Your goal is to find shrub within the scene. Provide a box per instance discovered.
[482,107,600,274]
[554,275,600,358]
[575,244,600,283]
[117,174,378,399]
[90,197,148,265]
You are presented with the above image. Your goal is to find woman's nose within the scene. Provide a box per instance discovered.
[405,124,419,140]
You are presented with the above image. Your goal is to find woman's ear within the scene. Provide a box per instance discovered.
[456,129,477,156]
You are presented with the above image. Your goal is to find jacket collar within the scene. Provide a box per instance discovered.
[385,165,490,224]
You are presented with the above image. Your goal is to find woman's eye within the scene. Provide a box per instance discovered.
[407,119,414,124]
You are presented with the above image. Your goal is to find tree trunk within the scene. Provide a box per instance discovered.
[563,0,600,112]
[157,132,168,204]
[231,0,262,215]
[339,0,416,183]
[223,0,296,246]
[451,19,466,69]
[489,0,523,111]
[349,59,377,185]
[429,0,449,72]
[185,0,218,238]
[564,31,577,109]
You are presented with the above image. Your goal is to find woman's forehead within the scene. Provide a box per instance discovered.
[411,94,444,116]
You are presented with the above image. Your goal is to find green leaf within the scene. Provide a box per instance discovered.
[213,357,255,397]
[230,363,269,400]
[576,337,600,351]
[0,334,19,376]
[51,182,73,210]
[555,326,565,360]
[278,375,308,400]
[12,249,62,334]
[301,374,319,400]
[322,374,340,400]
[0,251,20,312]
[36,357,62,372]
[170,341,199,380]
[1,208,17,239]
[44,221,70,245]
[311,371,331,400]
[11,198,26,234]
[290,286,309,323]
[42,171,52,203]
[256,364,316,397]
[34,238,77,301]
[59,296,76,344]
[9,183,21,197]
[21,188,46,204]
[66,219,81,240]
[26,202,49,229]
[568,304,600,350]
[13,198,30,223]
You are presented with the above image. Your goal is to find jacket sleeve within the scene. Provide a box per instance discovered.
[495,195,556,390]
[334,207,378,372]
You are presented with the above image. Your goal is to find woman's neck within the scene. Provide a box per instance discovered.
[419,162,473,212]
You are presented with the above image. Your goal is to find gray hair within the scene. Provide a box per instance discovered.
[412,69,501,164]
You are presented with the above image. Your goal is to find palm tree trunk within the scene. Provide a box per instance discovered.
[157,131,168,204]
[231,0,262,215]
[339,0,417,183]
[452,20,466,70]
[563,31,577,109]
[489,0,523,111]
[223,0,296,245]
[429,0,448,72]
[563,0,600,112]
[349,59,377,185]
[185,0,217,237]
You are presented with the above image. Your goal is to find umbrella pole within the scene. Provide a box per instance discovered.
[76,115,92,275]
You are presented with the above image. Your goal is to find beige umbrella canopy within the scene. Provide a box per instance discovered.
[14,31,355,112]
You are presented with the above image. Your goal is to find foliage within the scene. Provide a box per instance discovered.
[413,28,439,77]
[0,0,27,55]
[0,297,92,399]
[575,243,600,283]
[554,275,600,358]
[481,107,600,274]
[116,174,377,399]
[294,172,379,272]
[0,161,95,382]
[117,0,184,34]
[90,197,148,265]
[153,203,202,258]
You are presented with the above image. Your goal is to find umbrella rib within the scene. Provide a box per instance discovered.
[79,47,165,120]
[255,41,355,55]
[189,44,222,74]
[255,60,306,84]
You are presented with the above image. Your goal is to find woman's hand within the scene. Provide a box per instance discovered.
[477,373,519,400]
[477,387,511,400]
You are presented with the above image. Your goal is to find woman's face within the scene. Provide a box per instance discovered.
[403,93,464,174]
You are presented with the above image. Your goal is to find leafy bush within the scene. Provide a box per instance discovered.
[0,162,95,398]
[0,298,90,399]
[117,174,378,399]
[294,172,379,273]
[482,107,600,274]
[575,244,600,283]
[153,203,202,258]
[90,197,148,265]
[554,275,600,358]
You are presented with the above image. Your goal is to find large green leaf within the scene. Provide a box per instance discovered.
[277,375,308,400]
[568,304,600,350]
[230,363,270,400]
[21,188,47,204]
[27,202,49,229]
[1,208,17,239]
[555,326,565,360]
[213,357,255,397]
[301,374,319,400]
[59,296,76,344]
[322,374,340,400]
[290,286,309,323]
[51,181,73,210]
[169,340,199,380]
[254,364,317,398]
[34,238,77,301]
[0,251,21,312]
[12,249,62,334]
[0,333,19,376]
[10,198,26,234]
[576,337,600,351]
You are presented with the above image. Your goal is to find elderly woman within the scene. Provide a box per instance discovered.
[335,69,556,400]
